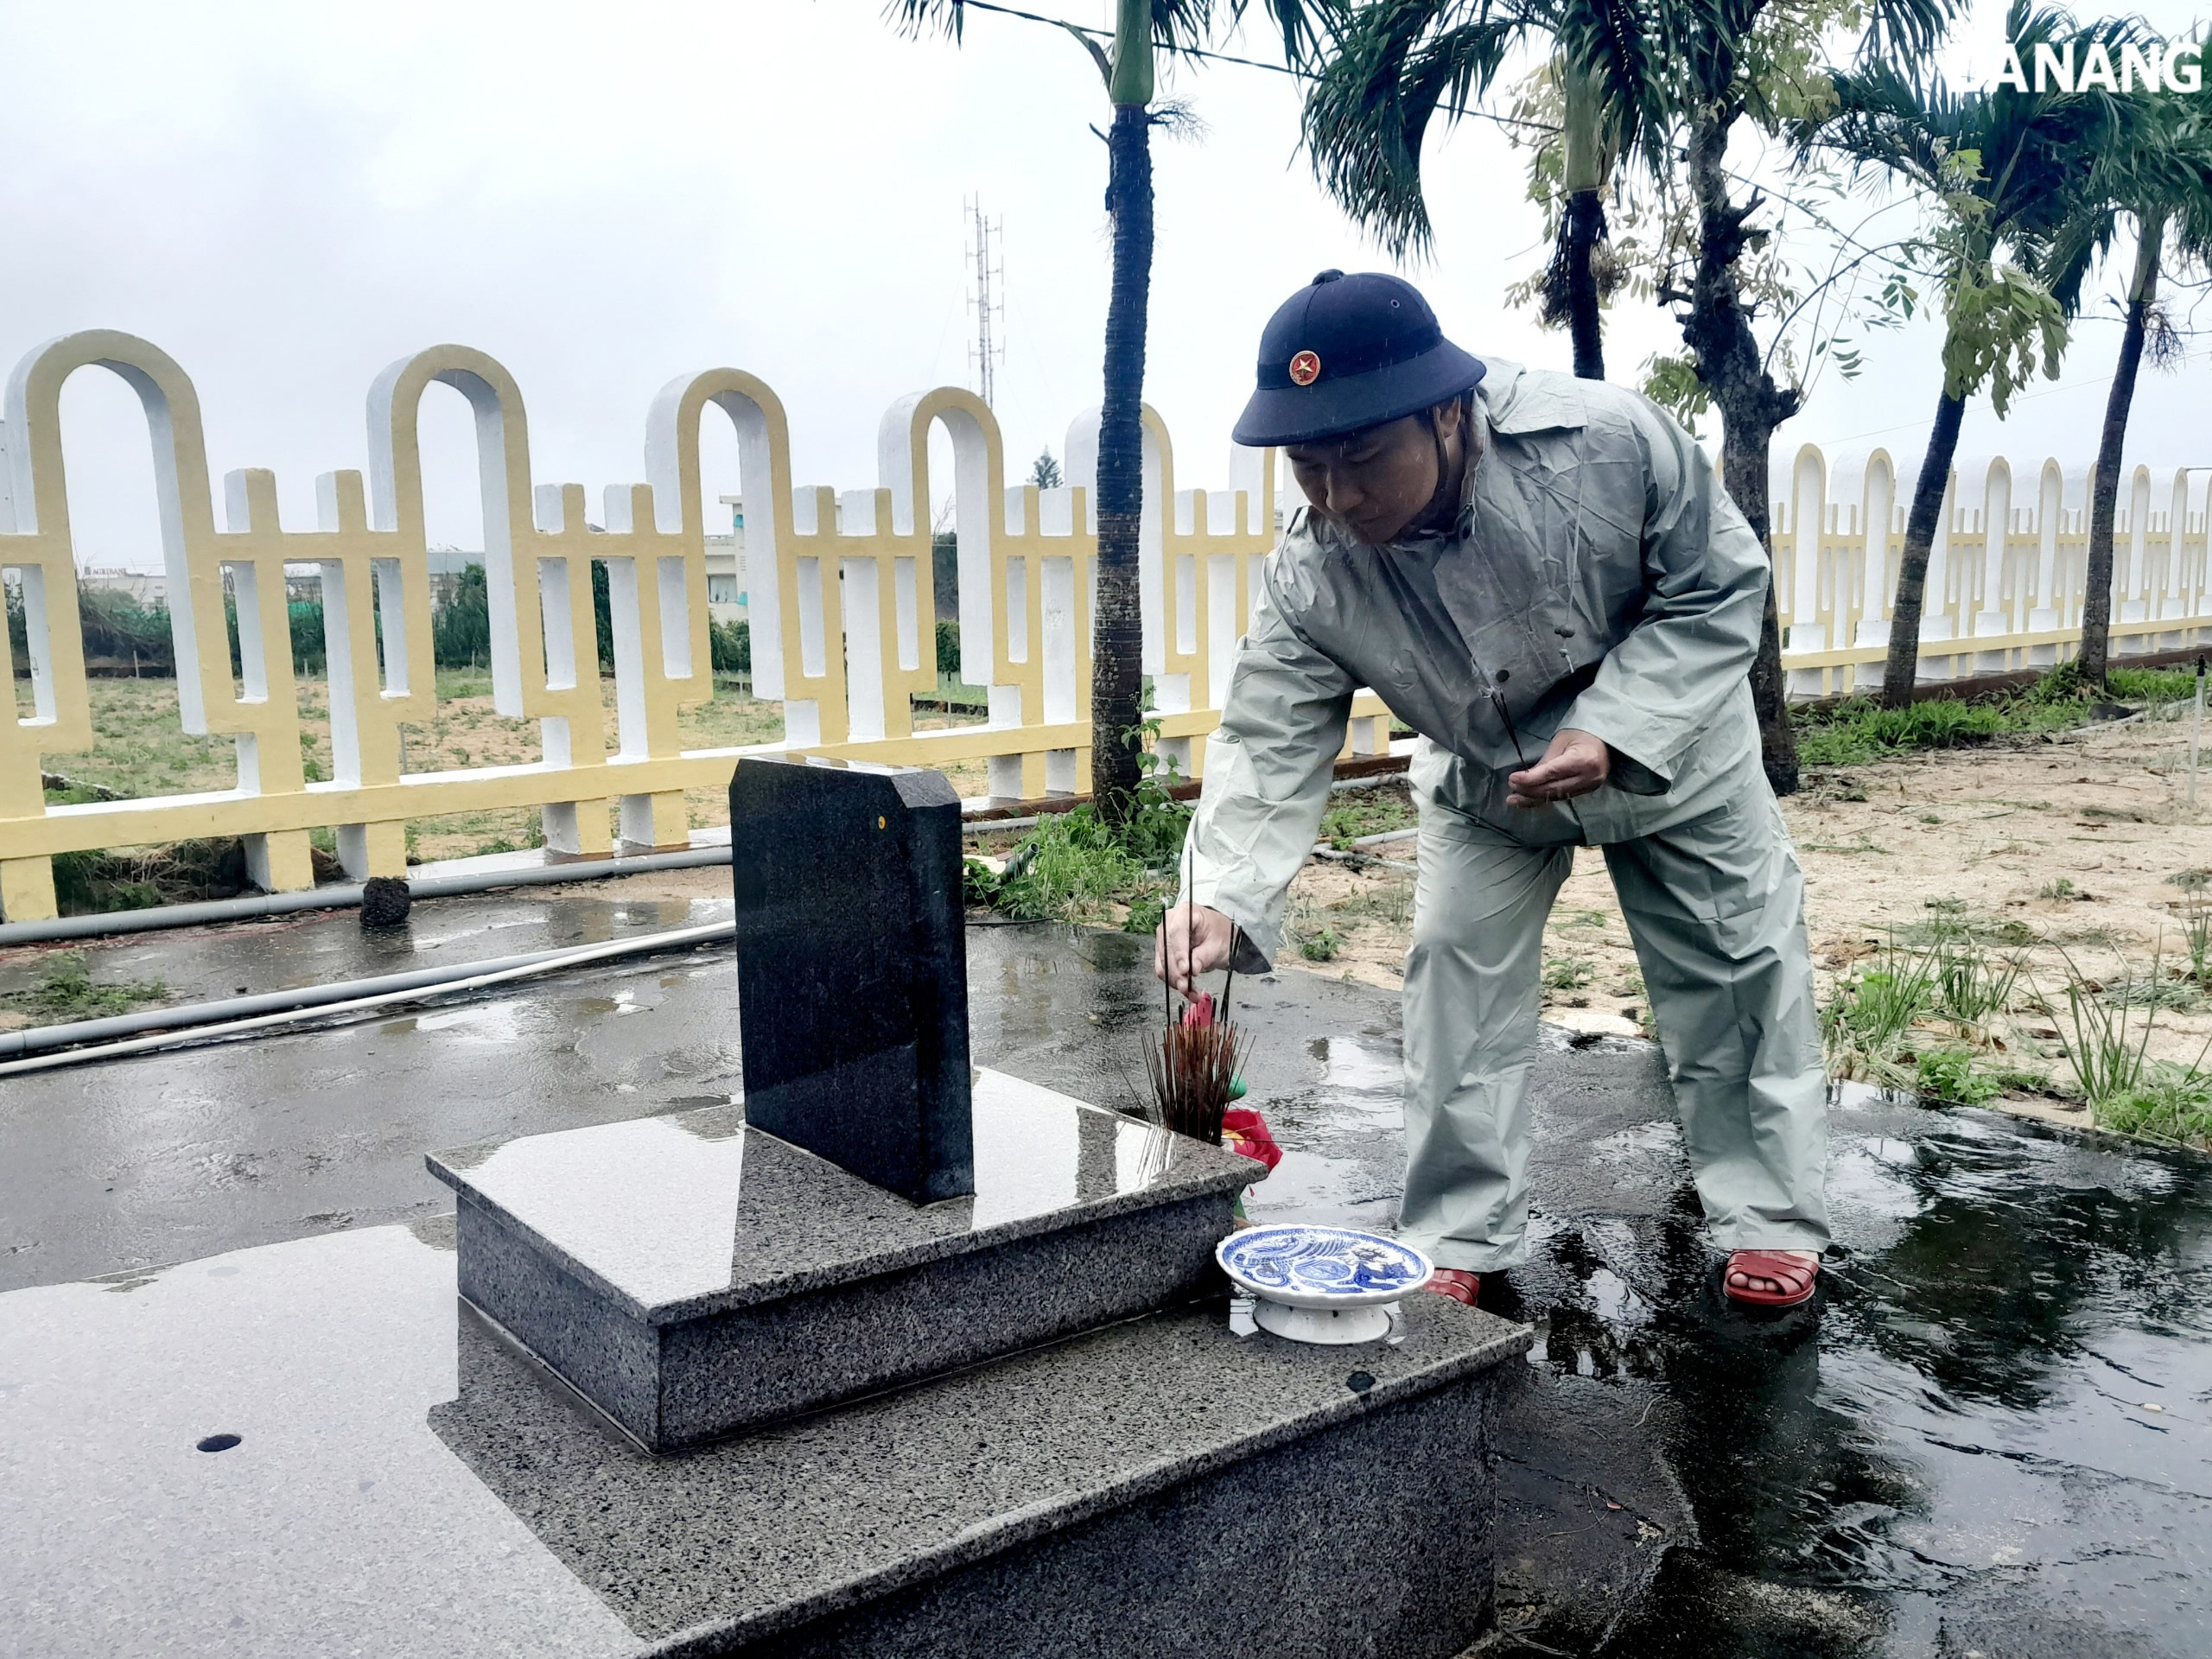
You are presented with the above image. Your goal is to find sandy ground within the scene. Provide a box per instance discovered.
[1271,711,2212,1132]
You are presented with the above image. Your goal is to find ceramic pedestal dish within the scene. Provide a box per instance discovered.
[1217,1224,1434,1344]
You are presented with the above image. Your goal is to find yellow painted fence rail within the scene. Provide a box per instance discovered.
[0,333,2204,922]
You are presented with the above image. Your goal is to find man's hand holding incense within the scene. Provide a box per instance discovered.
[1155,902,1235,995]
[1506,727,1611,808]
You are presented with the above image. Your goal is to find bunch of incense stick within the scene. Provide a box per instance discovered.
[1147,884,1249,1145]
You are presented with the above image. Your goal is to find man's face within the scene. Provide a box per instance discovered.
[1285,402,1459,547]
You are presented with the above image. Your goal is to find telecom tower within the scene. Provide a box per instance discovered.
[964,196,1004,408]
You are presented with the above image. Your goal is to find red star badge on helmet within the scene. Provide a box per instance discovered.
[1288,350,1321,386]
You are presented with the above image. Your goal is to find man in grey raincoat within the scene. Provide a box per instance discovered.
[1159,270,1827,1308]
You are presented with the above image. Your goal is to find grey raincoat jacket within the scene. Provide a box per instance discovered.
[1185,359,1772,970]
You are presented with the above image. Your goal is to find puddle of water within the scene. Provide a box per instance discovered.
[1239,1027,2212,1655]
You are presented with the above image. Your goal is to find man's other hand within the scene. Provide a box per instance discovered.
[1507,728,1611,808]
[1156,902,1236,995]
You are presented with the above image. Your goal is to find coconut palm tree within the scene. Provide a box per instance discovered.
[1813,1,2142,707]
[890,0,1320,822]
[2044,100,2212,687]
[1300,0,1661,381]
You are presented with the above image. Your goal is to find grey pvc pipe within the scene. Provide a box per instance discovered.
[0,768,1411,949]
[1,941,606,1058]
[0,845,737,948]
[0,920,735,1072]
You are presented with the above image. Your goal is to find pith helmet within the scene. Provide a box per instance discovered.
[1232,270,1486,448]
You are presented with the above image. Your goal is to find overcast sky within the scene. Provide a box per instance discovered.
[3,0,2205,571]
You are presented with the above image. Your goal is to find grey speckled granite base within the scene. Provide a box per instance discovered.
[431,1289,1531,1658]
[429,1075,1256,1450]
[452,1181,1241,1450]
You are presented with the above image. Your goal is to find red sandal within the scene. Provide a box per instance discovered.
[1724,1251,1819,1308]
[1427,1268,1480,1306]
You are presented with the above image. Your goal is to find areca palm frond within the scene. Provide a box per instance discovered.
[1812,0,2147,254]
[885,0,1332,75]
[1301,0,1658,257]
[2043,101,2212,316]
[1301,0,1521,254]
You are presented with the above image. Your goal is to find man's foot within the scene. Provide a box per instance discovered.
[1724,1250,1819,1307]
[1427,1268,1480,1306]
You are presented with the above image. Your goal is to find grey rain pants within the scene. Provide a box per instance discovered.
[1396,788,1831,1272]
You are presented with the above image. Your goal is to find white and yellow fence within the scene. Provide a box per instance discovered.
[0,333,1397,922]
[0,332,2204,922]
[1775,445,2212,696]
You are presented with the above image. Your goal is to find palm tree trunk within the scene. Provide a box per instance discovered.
[1091,100,1153,823]
[1564,191,1605,380]
[1558,60,1607,382]
[2080,219,2163,689]
[1881,387,1967,709]
[1680,106,1801,792]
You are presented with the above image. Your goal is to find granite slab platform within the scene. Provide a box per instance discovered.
[427,1070,1258,1449]
[0,1220,1530,1658]
[440,1292,1527,1657]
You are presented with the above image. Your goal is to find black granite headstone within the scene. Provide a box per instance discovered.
[729,758,974,1203]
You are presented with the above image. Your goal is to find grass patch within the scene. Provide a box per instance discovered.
[51,838,256,915]
[1318,785,1414,850]
[1823,939,1940,1086]
[1801,834,1891,855]
[967,753,1192,931]
[1326,877,1415,931]
[5,950,168,1022]
[1789,661,2192,768]
[2050,945,2160,1112]
[1913,1045,2002,1104]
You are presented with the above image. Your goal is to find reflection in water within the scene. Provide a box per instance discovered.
[1492,1082,2212,1656]
[431,1070,1218,1309]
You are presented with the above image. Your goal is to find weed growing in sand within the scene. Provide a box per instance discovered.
[2166,868,2212,986]
[1543,957,1593,991]
[7,951,168,1022]
[2051,946,2159,1110]
[1914,1045,2002,1104]
[2099,1064,2212,1143]
[1823,938,1939,1085]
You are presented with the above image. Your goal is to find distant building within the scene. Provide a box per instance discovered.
[709,495,747,624]
[77,568,165,607]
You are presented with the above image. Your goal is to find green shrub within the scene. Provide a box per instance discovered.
[710,618,751,675]
[936,619,961,679]
[78,587,176,672]
[989,807,1144,922]
[971,750,1192,928]
[288,600,327,676]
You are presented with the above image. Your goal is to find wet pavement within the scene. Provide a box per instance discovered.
[2,892,2208,1656]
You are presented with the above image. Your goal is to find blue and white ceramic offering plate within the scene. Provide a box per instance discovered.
[1217,1224,1433,1310]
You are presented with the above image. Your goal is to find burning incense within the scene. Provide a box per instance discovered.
[1144,992,1249,1146]
[1149,858,1250,1144]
